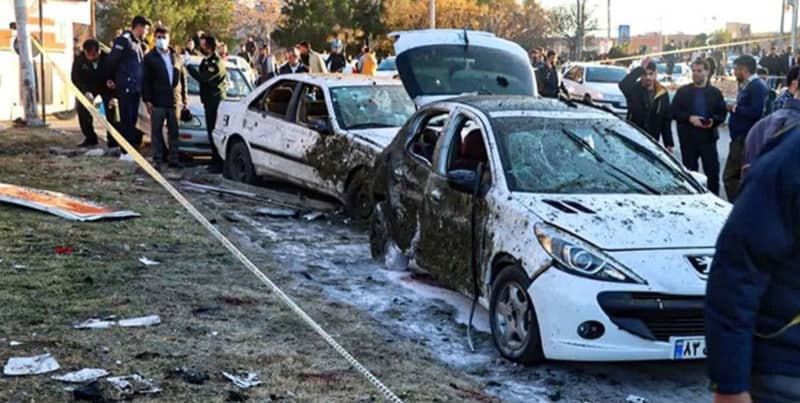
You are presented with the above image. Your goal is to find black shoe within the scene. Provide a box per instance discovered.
[153,161,164,172]
[207,164,223,174]
[78,140,98,148]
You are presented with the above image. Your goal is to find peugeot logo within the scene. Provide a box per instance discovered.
[686,255,714,279]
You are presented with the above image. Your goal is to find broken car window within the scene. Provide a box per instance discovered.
[408,112,448,166]
[297,85,329,125]
[492,117,698,195]
[329,85,415,131]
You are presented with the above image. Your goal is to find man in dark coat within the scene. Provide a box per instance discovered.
[188,34,227,173]
[71,38,111,147]
[619,57,674,151]
[141,26,188,170]
[278,48,309,75]
[536,49,560,98]
[672,58,727,195]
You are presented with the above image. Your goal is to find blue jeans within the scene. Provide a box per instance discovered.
[751,374,800,403]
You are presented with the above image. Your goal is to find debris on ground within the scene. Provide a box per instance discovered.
[256,207,297,218]
[9,341,23,347]
[84,149,106,157]
[3,353,60,376]
[226,389,249,401]
[171,367,210,385]
[73,374,161,401]
[0,183,139,221]
[138,256,160,267]
[48,146,83,157]
[51,368,109,383]
[626,395,648,403]
[223,371,262,389]
[302,211,326,221]
[74,315,160,329]
[55,246,74,255]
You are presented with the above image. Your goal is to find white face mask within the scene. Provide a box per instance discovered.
[156,38,169,50]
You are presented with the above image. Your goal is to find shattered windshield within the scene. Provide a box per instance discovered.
[585,67,626,83]
[492,117,698,195]
[329,85,416,130]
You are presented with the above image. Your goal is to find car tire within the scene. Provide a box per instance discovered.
[344,169,373,223]
[224,140,257,185]
[489,264,544,365]
[369,202,408,270]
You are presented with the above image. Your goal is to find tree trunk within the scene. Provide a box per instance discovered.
[14,0,43,126]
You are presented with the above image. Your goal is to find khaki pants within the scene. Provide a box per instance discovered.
[723,136,746,202]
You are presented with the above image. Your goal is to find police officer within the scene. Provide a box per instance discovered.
[105,15,150,161]
[71,39,108,148]
[188,34,227,173]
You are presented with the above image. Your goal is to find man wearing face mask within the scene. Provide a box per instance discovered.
[105,15,151,160]
[71,38,110,148]
[187,34,227,173]
[142,26,188,171]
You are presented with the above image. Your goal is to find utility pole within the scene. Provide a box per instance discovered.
[576,0,583,60]
[429,0,435,29]
[781,0,786,49]
[793,0,798,53]
[38,0,45,124]
[607,0,611,40]
[13,0,43,126]
[90,0,96,37]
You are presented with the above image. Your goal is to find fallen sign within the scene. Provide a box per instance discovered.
[0,183,139,221]
[3,353,60,376]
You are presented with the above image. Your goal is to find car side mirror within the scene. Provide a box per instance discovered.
[311,119,333,135]
[446,170,479,194]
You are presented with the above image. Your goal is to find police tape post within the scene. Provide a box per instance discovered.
[29,35,405,403]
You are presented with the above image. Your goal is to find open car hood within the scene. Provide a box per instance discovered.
[514,193,731,250]
[390,29,537,107]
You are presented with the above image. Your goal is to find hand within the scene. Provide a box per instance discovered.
[666,146,674,153]
[106,80,116,90]
[713,392,752,403]
[704,119,714,129]
[182,103,189,110]
[689,115,705,128]
[145,102,153,115]
[727,103,736,112]
[641,56,653,68]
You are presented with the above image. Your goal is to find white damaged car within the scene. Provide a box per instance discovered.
[370,94,730,362]
[212,74,415,219]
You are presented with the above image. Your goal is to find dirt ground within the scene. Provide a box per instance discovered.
[0,126,497,402]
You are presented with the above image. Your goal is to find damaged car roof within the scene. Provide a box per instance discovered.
[445,95,612,117]
[274,73,401,87]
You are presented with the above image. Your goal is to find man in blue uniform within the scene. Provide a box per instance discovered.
[105,15,150,160]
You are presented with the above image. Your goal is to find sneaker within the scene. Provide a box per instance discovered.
[107,147,121,157]
[119,153,135,162]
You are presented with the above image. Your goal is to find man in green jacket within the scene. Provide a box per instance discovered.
[188,34,227,173]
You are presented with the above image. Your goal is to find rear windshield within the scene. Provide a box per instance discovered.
[586,67,626,83]
[377,57,396,71]
[396,45,534,97]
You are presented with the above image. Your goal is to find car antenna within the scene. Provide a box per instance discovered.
[467,161,485,353]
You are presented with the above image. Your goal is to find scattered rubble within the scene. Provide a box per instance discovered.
[138,256,160,267]
[626,395,648,403]
[73,374,161,401]
[223,371,262,389]
[256,207,297,218]
[51,368,109,383]
[74,315,161,329]
[3,353,60,376]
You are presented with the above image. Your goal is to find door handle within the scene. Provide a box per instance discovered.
[429,189,442,203]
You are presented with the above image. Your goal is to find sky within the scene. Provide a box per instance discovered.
[538,0,786,36]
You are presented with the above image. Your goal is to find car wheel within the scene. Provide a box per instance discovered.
[490,265,544,364]
[369,202,408,270]
[224,140,257,184]
[344,169,373,223]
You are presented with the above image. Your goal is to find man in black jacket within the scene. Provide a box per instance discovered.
[188,34,227,173]
[619,57,674,151]
[71,39,109,147]
[142,26,188,170]
[672,58,728,195]
[278,48,309,75]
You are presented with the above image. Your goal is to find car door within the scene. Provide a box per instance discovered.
[416,109,492,293]
[386,107,451,252]
[241,79,307,184]
[291,83,339,194]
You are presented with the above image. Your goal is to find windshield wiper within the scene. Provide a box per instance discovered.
[561,129,661,195]
[346,122,396,130]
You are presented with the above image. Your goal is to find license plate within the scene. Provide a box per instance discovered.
[671,337,706,360]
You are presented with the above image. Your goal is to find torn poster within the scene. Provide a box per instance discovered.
[0,183,139,222]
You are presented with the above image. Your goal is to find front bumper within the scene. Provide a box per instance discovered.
[529,267,704,361]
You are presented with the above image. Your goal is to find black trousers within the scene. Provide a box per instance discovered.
[118,92,142,153]
[204,97,222,165]
[151,106,179,163]
[679,135,720,195]
[76,99,97,144]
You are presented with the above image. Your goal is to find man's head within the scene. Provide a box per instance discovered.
[185,39,194,51]
[691,58,709,86]
[757,67,769,81]
[259,45,267,55]
[787,46,793,55]
[641,60,658,89]
[82,39,100,61]
[546,49,556,65]
[298,41,311,55]
[770,46,777,55]
[130,16,151,40]
[787,66,800,96]
[530,49,541,63]
[286,48,300,65]
[200,34,217,56]
[331,39,342,54]
[733,55,757,82]
[154,26,169,51]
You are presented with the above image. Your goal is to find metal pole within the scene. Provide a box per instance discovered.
[429,0,435,29]
[38,0,45,124]
[793,0,798,53]
[607,0,611,40]
[781,0,786,49]
[90,0,96,37]
[13,0,43,125]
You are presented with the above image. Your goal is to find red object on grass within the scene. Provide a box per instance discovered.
[55,246,74,255]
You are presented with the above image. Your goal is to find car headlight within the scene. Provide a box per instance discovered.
[180,115,205,129]
[535,223,646,284]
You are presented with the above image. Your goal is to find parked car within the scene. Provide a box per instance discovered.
[657,62,691,85]
[374,56,397,78]
[136,56,253,156]
[212,74,415,219]
[562,63,628,116]
[226,55,257,85]
[370,62,729,364]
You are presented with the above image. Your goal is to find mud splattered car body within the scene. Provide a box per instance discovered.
[212,74,415,218]
[370,96,731,363]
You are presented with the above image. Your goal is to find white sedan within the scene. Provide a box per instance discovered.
[562,63,628,116]
[212,74,416,219]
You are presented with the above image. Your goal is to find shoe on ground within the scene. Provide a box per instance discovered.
[107,147,121,157]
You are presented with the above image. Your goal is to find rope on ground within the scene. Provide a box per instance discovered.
[29,36,404,403]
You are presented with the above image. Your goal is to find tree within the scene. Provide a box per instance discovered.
[13,0,43,126]
[382,0,483,33]
[97,0,235,45]
[708,29,732,45]
[548,0,598,59]
[480,0,551,50]
[235,0,283,44]
[690,33,709,47]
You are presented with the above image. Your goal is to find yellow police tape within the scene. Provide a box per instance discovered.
[30,36,405,403]
[601,34,792,64]
[756,315,800,339]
